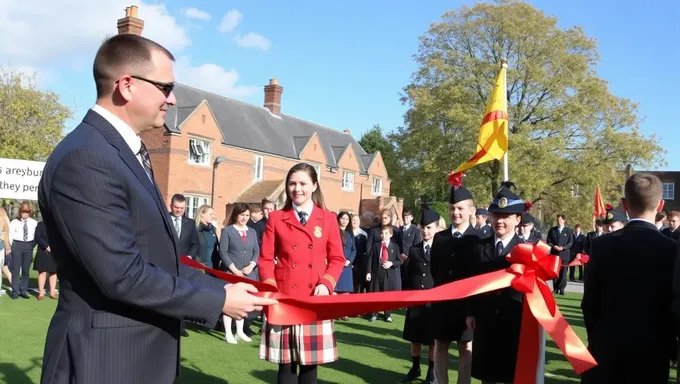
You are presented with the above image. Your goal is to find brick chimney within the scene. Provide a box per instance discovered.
[343,129,351,135]
[264,78,283,116]
[117,5,144,35]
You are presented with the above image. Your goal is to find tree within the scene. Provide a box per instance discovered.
[393,0,662,226]
[0,67,72,161]
[0,67,72,211]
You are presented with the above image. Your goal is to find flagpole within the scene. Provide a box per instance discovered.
[501,58,509,182]
[501,57,545,384]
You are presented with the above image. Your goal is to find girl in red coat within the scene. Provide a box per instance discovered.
[258,163,346,384]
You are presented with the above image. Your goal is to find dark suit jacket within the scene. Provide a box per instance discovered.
[403,241,433,290]
[247,218,266,246]
[170,213,199,258]
[547,226,574,262]
[366,224,404,255]
[367,241,402,291]
[571,232,585,259]
[37,110,227,384]
[400,224,422,255]
[581,220,677,384]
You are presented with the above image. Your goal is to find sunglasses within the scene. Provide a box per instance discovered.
[117,75,175,97]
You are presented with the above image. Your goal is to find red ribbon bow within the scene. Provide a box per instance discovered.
[181,241,597,383]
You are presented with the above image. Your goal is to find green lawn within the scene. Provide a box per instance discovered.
[0,280,650,384]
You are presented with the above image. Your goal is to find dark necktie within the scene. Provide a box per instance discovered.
[138,141,155,182]
[496,241,504,257]
[424,244,431,257]
[298,211,308,226]
[23,221,28,241]
[453,231,462,239]
[174,217,181,237]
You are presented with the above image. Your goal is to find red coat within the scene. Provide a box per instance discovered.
[259,206,345,297]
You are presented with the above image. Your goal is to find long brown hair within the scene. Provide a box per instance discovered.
[15,202,32,220]
[283,163,326,210]
[228,202,250,226]
[336,211,353,246]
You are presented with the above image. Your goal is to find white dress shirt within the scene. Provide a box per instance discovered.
[9,218,38,244]
[494,233,514,253]
[91,104,145,169]
[452,222,470,237]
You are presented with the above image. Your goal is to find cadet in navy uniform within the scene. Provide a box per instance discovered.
[602,206,628,233]
[518,212,540,244]
[430,180,480,384]
[401,209,441,384]
[474,208,492,238]
[465,181,526,384]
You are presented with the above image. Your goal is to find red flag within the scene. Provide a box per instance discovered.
[593,185,606,219]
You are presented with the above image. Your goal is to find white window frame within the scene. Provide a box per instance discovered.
[371,177,382,196]
[663,182,675,200]
[253,155,264,182]
[342,171,354,191]
[185,194,211,219]
[188,138,211,166]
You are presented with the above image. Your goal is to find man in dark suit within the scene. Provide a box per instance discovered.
[518,213,540,243]
[473,208,492,238]
[583,220,605,256]
[547,214,573,295]
[399,209,422,287]
[169,193,200,337]
[246,203,266,246]
[582,173,677,383]
[37,34,276,384]
[169,194,199,258]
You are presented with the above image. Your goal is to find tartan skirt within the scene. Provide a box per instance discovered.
[259,318,338,365]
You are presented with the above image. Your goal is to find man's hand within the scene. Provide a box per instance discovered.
[382,261,393,269]
[366,273,371,282]
[400,253,408,261]
[466,316,476,331]
[344,260,351,267]
[222,283,277,320]
[313,284,330,296]
[46,246,51,253]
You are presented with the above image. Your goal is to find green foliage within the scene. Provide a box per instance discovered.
[391,0,662,226]
[0,67,72,161]
[359,124,405,197]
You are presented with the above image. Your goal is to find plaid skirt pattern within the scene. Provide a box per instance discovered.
[259,319,338,365]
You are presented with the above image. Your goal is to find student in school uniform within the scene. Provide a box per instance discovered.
[258,163,346,384]
[465,181,526,384]
[366,225,402,323]
[401,209,441,384]
[518,213,540,244]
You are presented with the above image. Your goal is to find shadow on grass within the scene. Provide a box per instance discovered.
[177,357,231,383]
[250,356,406,384]
[0,357,43,384]
[338,318,404,339]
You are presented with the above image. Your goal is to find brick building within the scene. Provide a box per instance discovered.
[117,6,403,222]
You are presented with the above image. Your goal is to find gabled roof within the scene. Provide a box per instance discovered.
[236,180,285,203]
[165,83,371,173]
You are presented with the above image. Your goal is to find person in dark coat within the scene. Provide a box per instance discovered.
[430,179,480,384]
[33,220,58,300]
[466,181,527,384]
[401,209,440,383]
[582,173,677,383]
[473,208,492,238]
[602,205,628,233]
[399,209,422,287]
[366,225,401,322]
[569,224,585,281]
[246,203,267,247]
[335,211,356,295]
[547,214,574,295]
[583,219,605,256]
[366,209,404,258]
[518,213,540,244]
[350,214,368,293]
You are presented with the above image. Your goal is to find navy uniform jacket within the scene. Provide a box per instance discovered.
[38,110,226,384]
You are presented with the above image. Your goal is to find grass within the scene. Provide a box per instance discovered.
[0,276,668,384]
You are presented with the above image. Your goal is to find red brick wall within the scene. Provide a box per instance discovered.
[142,104,398,224]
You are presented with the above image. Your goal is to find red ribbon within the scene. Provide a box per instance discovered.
[181,241,596,382]
[566,253,590,267]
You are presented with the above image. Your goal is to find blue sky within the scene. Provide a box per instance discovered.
[21,0,679,169]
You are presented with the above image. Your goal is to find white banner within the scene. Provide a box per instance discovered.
[0,157,46,201]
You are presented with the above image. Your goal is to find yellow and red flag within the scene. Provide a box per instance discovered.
[448,65,508,185]
[593,185,606,219]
